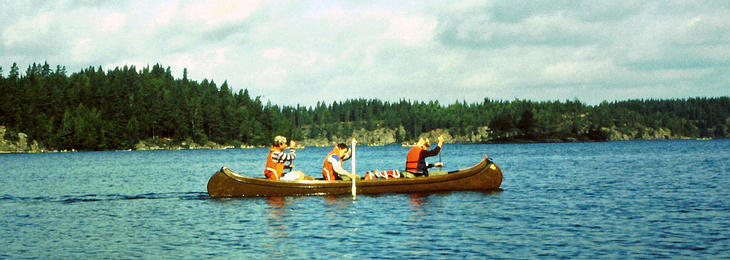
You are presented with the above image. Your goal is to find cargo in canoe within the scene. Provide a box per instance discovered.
[207,156,502,197]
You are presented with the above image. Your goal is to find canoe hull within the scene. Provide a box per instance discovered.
[207,157,502,197]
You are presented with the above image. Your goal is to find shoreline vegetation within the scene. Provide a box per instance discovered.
[1,62,728,153]
[0,125,720,154]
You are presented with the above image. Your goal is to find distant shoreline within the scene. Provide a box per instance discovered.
[2,63,727,152]
[1,134,708,154]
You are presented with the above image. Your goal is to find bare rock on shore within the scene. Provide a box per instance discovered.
[299,126,494,146]
[134,138,234,150]
[0,126,45,153]
[605,126,680,140]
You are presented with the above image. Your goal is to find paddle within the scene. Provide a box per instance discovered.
[437,135,444,171]
[283,163,292,173]
[351,138,357,197]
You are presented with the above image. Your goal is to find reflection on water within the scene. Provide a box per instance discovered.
[408,193,429,207]
[265,196,288,240]
[322,195,358,210]
[266,196,286,211]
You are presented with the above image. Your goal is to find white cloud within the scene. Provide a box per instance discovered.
[101,12,127,32]
[1,0,728,107]
[2,11,57,52]
[181,0,261,26]
[263,48,284,60]
[382,15,438,45]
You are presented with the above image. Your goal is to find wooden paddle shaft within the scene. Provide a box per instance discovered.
[351,139,356,197]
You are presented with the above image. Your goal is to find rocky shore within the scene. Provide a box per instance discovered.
[296,125,687,147]
[133,137,237,151]
[0,126,45,153]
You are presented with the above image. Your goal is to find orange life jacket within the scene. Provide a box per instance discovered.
[264,147,285,180]
[322,148,343,181]
[405,146,423,172]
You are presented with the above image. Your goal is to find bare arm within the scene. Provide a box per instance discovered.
[422,145,441,157]
[328,155,352,176]
[271,148,296,162]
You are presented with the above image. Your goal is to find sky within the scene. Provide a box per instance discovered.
[2,0,729,107]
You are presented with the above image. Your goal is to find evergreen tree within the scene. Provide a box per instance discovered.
[1,62,728,151]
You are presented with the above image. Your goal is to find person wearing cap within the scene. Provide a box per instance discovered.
[264,136,305,180]
[322,139,358,181]
[403,135,447,178]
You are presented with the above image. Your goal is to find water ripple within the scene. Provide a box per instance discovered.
[1,192,209,204]
[1,141,729,258]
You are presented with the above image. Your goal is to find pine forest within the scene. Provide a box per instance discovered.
[1,62,728,151]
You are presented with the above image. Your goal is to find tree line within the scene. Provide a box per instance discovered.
[1,62,728,150]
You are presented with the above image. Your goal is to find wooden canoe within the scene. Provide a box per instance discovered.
[207,156,502,197]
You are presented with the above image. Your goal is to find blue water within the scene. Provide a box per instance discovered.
[1,140,729,259]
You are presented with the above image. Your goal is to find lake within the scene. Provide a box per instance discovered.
[1,140,729,259]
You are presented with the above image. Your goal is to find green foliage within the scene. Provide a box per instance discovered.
[1,62,728,150]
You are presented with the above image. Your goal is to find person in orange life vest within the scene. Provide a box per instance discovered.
[264,136,305,181]
[322,139,358,181]
[403,135,447,178]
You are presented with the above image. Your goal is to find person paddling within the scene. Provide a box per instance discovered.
[403,135,447,178]
[264,136,306,181]
[322,139,359,181]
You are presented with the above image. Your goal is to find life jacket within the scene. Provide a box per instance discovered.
[322,148,343,181]
[264,147,285,180]
[405,146,423,172]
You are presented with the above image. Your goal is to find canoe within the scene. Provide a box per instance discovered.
[207,156,502,197]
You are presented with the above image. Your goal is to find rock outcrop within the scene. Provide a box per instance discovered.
[0,126,45,153]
